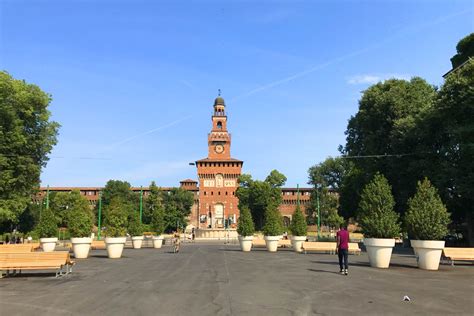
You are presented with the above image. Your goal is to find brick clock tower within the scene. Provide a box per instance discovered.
[195,96,243,229]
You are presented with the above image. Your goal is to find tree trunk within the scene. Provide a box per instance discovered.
[466,210,474,247]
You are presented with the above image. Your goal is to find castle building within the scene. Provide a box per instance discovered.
[37,96,312,229]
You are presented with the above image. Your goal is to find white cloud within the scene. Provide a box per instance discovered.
[347,73,412,85]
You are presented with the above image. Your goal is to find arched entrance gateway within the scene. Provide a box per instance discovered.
[195,96,243,235]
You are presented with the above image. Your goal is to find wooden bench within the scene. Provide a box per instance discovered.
[91,240,106,250]
[302,242,336,254]
[302,242,361,255]
[442,248,474,266]
[348,242,361,255]
[0,251,75,277]
[0,244,36,253]
[278,239,292,248]
[252,239,267,248]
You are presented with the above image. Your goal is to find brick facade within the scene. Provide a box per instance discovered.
[37,96,312,228]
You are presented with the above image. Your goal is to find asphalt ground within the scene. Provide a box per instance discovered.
[0,242,473,316]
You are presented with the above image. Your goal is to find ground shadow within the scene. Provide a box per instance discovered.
[307,268,340,275]
[310,260,371,268]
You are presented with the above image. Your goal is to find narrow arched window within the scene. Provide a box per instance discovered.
[217,121,222,129]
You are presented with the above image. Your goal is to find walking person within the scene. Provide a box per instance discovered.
[173,232,181,253]
[336,223,349,275]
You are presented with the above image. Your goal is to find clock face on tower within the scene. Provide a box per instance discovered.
[215,144,224,154]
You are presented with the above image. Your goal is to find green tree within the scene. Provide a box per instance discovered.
[67,198,94,238]
[308,157,352,190]
[450,33,474,69]
[357,173,400,238]
[104,197,130,237]
[147,181,165,234]
[343,77,437,214]
[405,178,450,240]
[161,187,194,232]
[289,204,307,236]
[101,180,137,209]
[50,190,90,227]
[237,205,255,237]
[35,206,58,238]
[262,203,284,236]
[128,212,145,236]
[0,71,60,229]
[420,59,474,244]
[236,170,286,230]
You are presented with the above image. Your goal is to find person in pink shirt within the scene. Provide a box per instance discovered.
[336,224,350,275]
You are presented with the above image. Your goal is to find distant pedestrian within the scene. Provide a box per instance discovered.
[173,232,181,253]
[336,224,349,275]
[191,228,195,242]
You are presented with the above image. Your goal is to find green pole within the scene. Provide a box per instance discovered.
[97,191,102,240]
[297,184,300,206]
[139,186,143,224]
[46,185,50,210]
[317,186,320,240]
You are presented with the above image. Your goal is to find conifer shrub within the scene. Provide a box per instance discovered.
[36,207,58,238]
[104,197,128,237]
[289,205,307,236]
[128,213,145,236]
[151,204,165,235]
[263,203,284,236]
[237,206,255,237]
[405,178,451,240]
[68,205,94,238]
[358,173,400,238]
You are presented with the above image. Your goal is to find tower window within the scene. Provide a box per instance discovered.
[217,121,222,129]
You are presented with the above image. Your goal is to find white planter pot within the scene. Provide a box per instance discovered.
[364,238,395,268]
[105,237,126,259]
[264,236,281,252]
[40,237,58,252]
[71,237,92,259]
[411,240,445,270]
[132,236,144,249]
[152,236,164,249]
[291,236,307,253]
[238,236,254,252]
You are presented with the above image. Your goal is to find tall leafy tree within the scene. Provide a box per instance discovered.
[423,59,474,244]
[236,170,286,230]
[343,77,436,214]
[144,181,162,224]
[0,71,59,229]
[161,187,194,232]
[50,190,90,227]
[101,180,137,209]
[450,33,474,69]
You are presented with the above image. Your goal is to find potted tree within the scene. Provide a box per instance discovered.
[151,206,165,249]
[358,173,400,268]
[36,206,58,252]
[263,203,284,252]
[237,206,255,252]
[128,214,145,249]
[68,202,94,259]
[289,204,307,253]
[104,198,128,259]
[405,178,450,270]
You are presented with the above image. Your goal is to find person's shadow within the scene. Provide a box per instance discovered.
[307,268,340,275]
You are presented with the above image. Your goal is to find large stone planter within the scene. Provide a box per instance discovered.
[105,237,126,259]
[291,236,307,253]
[364,238,395,268]
[152,236,164,249]
[71,237,92,259]
[40,237,58,252]
[411,240,445,270]
[132,236,144,249]
[264,236,281,252]
[238,236,254,252]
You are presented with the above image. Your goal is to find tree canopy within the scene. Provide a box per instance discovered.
[0,71,59,229]
[236,170,286,230]
[450,33,474,69]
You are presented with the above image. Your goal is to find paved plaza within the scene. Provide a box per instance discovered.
[1,242,473,316]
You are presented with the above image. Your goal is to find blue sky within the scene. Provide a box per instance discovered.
[1,0,473,188]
